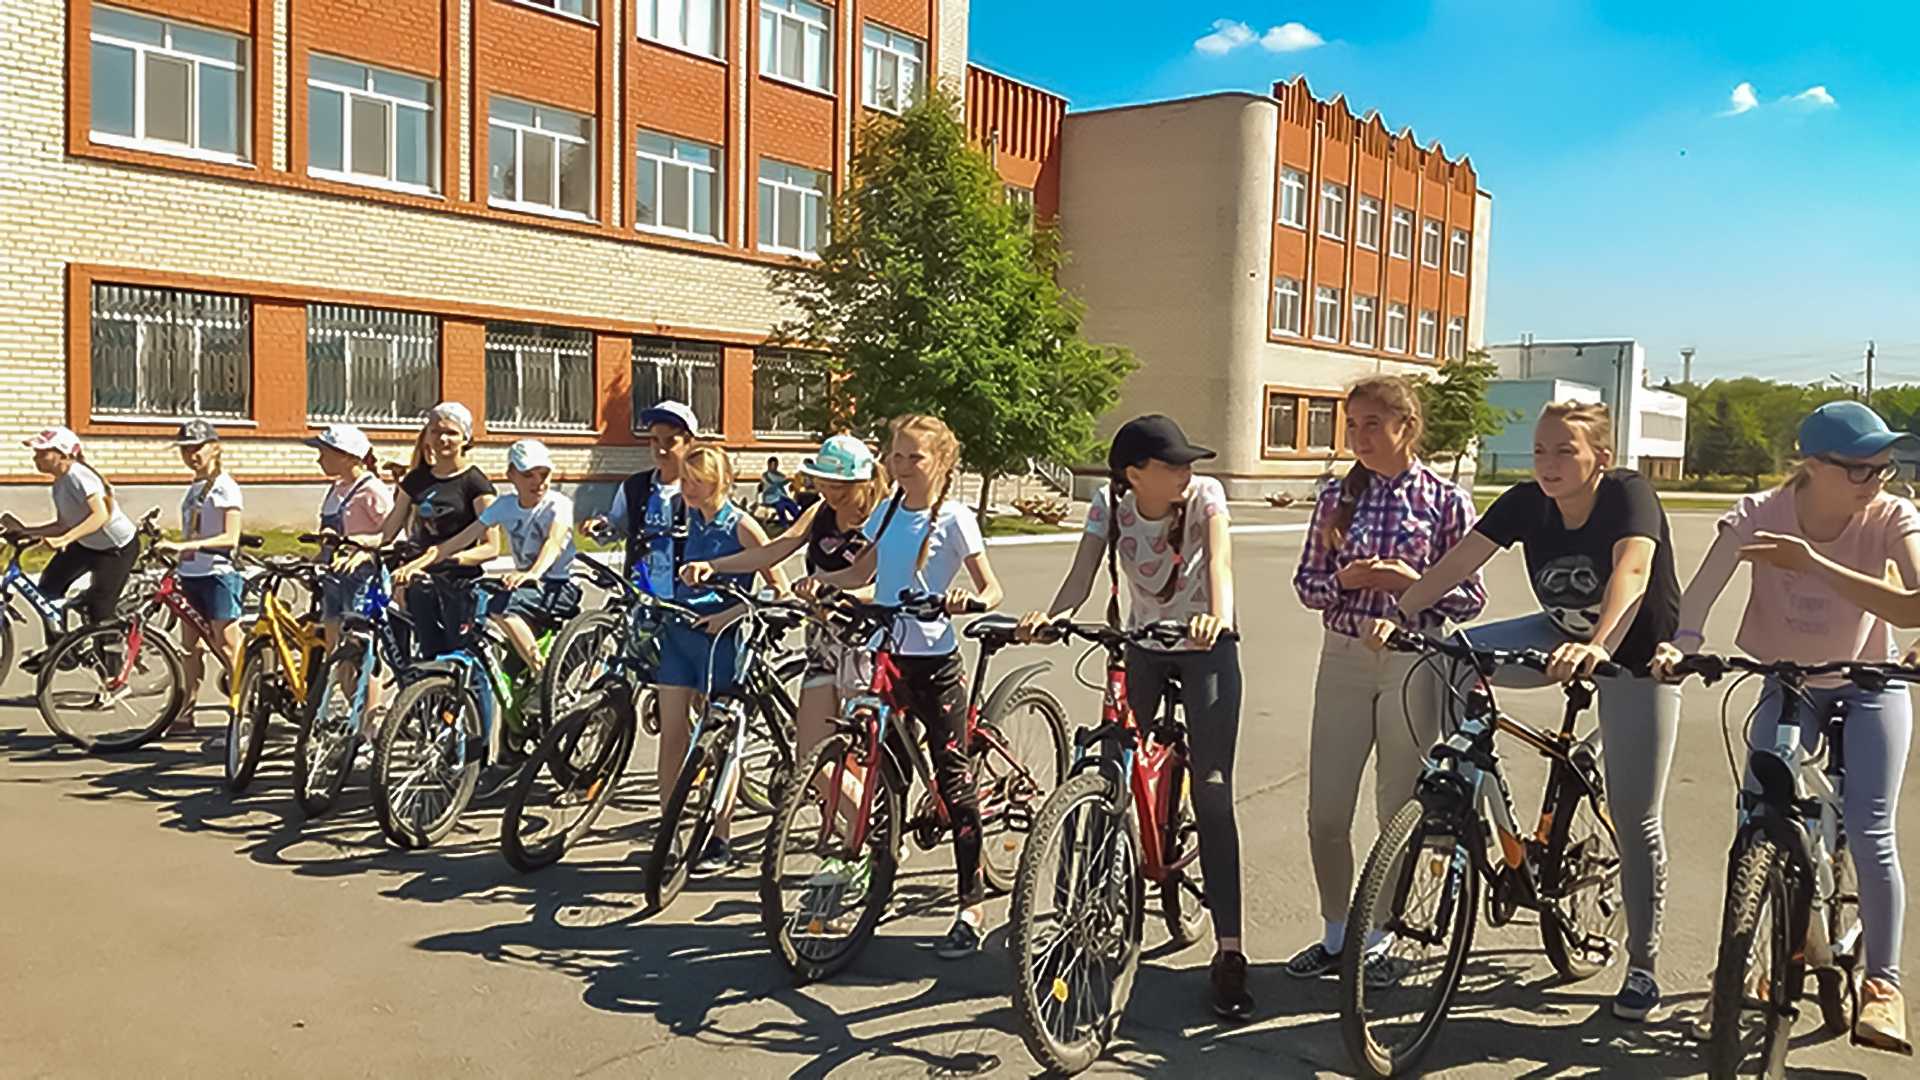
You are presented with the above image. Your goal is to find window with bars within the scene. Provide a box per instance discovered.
[753,349,828,437]
[307,305,439,423]
[631,337,722,433]
[90,5,248,161]
[485,322,595,429]
[90,283,250,418]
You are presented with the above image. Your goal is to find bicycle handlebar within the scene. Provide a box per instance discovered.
[1021,617,1240,651]
[1666,652,1920,689]
[1385,628,1628,681]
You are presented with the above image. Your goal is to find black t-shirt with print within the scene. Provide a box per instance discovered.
[1474,469,1680,669]
[402,465,494,579]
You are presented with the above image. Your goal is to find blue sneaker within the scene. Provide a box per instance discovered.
[1613,968,1662,1021]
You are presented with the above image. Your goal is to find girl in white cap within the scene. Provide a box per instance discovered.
[1,427,139,675]
[381,403,496,659]
[308,423,393,724]
[157,419,245,738]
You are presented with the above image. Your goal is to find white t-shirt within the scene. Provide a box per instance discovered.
[862,498,985,656]
[180,473,243,577]
[1085,477,1230,648]
[53,463,135,551]
[480,489,577,582]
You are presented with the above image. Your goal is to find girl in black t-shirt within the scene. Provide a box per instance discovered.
[383,403,498,659]
[1362,400,1682,1024]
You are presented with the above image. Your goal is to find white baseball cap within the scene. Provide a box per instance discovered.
[637,400,700,437]
[508,439,554,473]
[426,401,474,440]
[304,423,373,461]
[24,426,81,456]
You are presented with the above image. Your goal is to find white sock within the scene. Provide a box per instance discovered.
[1323,920,1345,954]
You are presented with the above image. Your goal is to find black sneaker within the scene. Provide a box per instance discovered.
[1210,950,1255,1021]
[1285,941,1341,979]
[935,917,983,960]
[691,837,736,876]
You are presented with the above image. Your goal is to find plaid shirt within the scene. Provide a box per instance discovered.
[1293,461,1486,638]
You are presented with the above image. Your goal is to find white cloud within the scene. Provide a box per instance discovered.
[1261,22,1326,53]
[1195,19,1257,56]
[1725,82,1758,115]
[1790,85,1837,108]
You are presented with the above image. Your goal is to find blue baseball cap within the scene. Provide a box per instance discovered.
[1798,401,1919,461]
[801,435,876,481]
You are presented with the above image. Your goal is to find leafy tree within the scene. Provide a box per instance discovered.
[772,87,1135,513]
[1692,396,1773,486]
[1418,350,1519,483]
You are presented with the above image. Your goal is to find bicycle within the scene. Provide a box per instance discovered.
[1339,629,1627,1079]
[759,588,1069,984]
[1670,653,1914,1077]
[223,546,329,793]
[1007,619,1229,1075]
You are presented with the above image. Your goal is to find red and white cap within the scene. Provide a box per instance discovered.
[24,427,81,456]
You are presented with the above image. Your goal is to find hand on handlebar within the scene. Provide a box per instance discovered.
[680,561,714,588]
[502,570,532,590]
[1015,610,1059,643]
[393,556,432,585]
[1187,613,1227,650]
[1649,642,1687,683]
[1362,617,1399,652]
[1545,641,1612,684]
[42,534,74,553]
[944,588,984,616]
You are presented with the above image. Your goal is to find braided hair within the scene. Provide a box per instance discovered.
[887,414,960,571]
[1321,375,1424,551]
[1102,469,1190,629]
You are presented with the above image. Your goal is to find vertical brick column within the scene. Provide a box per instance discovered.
[251,299,308,436]
[443,317,488,435]
[722,344,755,443]
[596,332,636,445]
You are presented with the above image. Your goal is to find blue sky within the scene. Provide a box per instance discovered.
[968,1,1920,386]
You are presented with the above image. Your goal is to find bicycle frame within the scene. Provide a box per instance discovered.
[232,574,325,711]
[1073,648,1195,884]
[0,552,69,636]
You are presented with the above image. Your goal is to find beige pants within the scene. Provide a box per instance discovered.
[1306,628,1448,925]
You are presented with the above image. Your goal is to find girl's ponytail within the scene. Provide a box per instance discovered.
[71,448,117,517]
[1104,474,1128,629]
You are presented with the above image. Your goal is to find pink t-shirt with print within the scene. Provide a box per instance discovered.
[1721,487,1920,665]
[1084,477,1230,646]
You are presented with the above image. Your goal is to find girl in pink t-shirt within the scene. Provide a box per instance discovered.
[1652,401,1920,1051]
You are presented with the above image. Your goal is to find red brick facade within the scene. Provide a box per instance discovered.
[965,65,1064,221]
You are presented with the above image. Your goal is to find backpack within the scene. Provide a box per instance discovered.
[620,468,688,583]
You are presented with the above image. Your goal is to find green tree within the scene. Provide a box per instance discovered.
[1418,350,1519,483]
[1693,396,1773,486]
[772,88,1135,513]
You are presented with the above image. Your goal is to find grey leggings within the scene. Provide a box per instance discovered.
[1751,679,1909,985]
[1460,613,1681,973]
[1126,639,1245,940]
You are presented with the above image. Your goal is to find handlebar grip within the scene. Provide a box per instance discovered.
[298,532,329,546]
[957,598,987,615]
[239,534,266,550]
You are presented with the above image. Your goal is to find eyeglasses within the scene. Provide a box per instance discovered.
[1819,456,1899,485]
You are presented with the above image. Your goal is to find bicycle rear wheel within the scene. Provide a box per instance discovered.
[1340,797,1480,1080]
[225,640,278,793]
[501,688,635,873]
[645,729,727,911]
[1158,754,1208,949]
[976,686,1070,894]
[294,638,372,818]
[1706,837,1794,1080]
[1009,770,1145,1076]
[37,620,184,753]
[1540,765,1625,981]
[372,674,482,849]
[540,610,621,722]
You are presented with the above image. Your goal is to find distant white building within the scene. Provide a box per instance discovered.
[1483,339,1688,480]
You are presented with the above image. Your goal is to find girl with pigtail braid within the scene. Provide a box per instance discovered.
[1018,414,1251,1021]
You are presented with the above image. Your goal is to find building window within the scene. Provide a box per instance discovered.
[638,0,720,57]
[1005,183,1035,217]
[1389,207,1413,260]
[1319,182,1347,241]
[1307,399,1338,451]
[1421,217,1443,267]
[1279,168,1307,229]
[1352,295,1378,349]
[307,305,439,424]
[307,55,436,193]
[861,23,924,114]
[636,131,721,241]
[758,158,828,256]
[1446,316,1466,361]
[1356,196,1381,250]
[516,0,595,18]
[753,349,829,437]
[485,323,594,430]
[89,5,248,162]
[1313,286,1342,342]
[1450,227,1470,276]
[1272,277,1303,337]
[1265,392,1298,452]
[90,283,250,419]
[1417,309,1438,358]
[1385,302,1409,353]
[760,0,832,92]
[488,97,594,219]
[632,337,722,433]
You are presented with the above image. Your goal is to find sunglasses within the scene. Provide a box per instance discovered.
[1819,456,1898,485]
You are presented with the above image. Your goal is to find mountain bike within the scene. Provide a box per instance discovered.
[760,589,1069,983]
[223,548,328,793]
[1008,619,1227,1075]
[1340,629,1626,1079]
[1670,654,1915,1077]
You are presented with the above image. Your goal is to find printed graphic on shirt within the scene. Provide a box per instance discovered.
[1535,554,1605,638]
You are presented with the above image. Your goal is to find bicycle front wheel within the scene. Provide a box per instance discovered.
[37,620,184,753]
[1706,837,1794,1080]
[501,687,635,873]
[976,685,1070,894]
[1340,797,1480,1080]
[540,610,621,722]
[1540,766,1625,981]
[372,674,481,849]
[225,640,278,793]
[645,729,727,911]
[1009,770,1145,1076]
[294,638,373,818]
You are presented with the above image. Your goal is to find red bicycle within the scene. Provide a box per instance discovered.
[1007,619,1228,1075]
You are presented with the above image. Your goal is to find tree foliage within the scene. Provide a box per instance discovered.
[1417,350,1519,481]
[1668,378,1851,476]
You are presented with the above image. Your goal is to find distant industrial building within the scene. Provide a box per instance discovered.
[1482,339,1688,480]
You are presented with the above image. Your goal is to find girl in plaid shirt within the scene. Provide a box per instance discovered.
[1287,376,1486,980]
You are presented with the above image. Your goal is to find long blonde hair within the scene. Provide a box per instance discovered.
[681,445,735,513]
[888,414,960,571]
[1323,376,1425,551]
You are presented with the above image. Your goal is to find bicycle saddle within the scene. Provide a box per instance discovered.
[964,614,1021,642]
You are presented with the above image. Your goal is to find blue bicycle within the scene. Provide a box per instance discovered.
[0,509,163,688]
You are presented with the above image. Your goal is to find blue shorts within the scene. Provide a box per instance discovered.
[656,621,742,693]
[320,564,376,621]
[180,572,244,622]
[484,579,583,632]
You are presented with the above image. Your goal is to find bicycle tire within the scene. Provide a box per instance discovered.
[294,638,372,818]
[1706,837,1794,1080]
[645,729,727,911]
[1539,764,1625,981]
[977,685,1070,894]
[738,677,800,817]
[1340,797,1480,1080]
[1815,845,1859,1035]
[501,689,636,873]
[760,731,902,984]
[540,609,621,725]
[0,600,16,688]
[1008,769,1146,1076]
[371,674,482,849]
[36,619,184,753]
[225,640,277,793]
[1158,754,1209,948]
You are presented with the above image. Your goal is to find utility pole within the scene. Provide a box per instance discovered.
[1680,346,1695,386]
[1866,340,1876,406]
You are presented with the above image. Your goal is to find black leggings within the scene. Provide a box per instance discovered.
[39,540,138,629]
[892,651,983,907]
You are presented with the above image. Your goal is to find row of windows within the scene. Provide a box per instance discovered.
[1271,279,1466,360]
[1278,167,1471,274]
[89,284,829,437]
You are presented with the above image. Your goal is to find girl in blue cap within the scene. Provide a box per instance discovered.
[1677,400,1920,1053]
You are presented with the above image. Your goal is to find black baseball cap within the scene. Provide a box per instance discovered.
[1107,415,1215,473]
[174,419,220,447]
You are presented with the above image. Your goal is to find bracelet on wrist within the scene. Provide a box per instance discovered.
[1673,629,1705,645]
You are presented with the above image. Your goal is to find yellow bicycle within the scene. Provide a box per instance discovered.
[224,542,329,793]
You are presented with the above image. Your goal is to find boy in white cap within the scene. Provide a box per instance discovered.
[586,399,697,595]
[1,427,139,673]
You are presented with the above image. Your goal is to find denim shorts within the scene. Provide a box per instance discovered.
[656,621,742,693]
[180,572,244,622]
[320,564,376,621]
[484,578,583,633]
